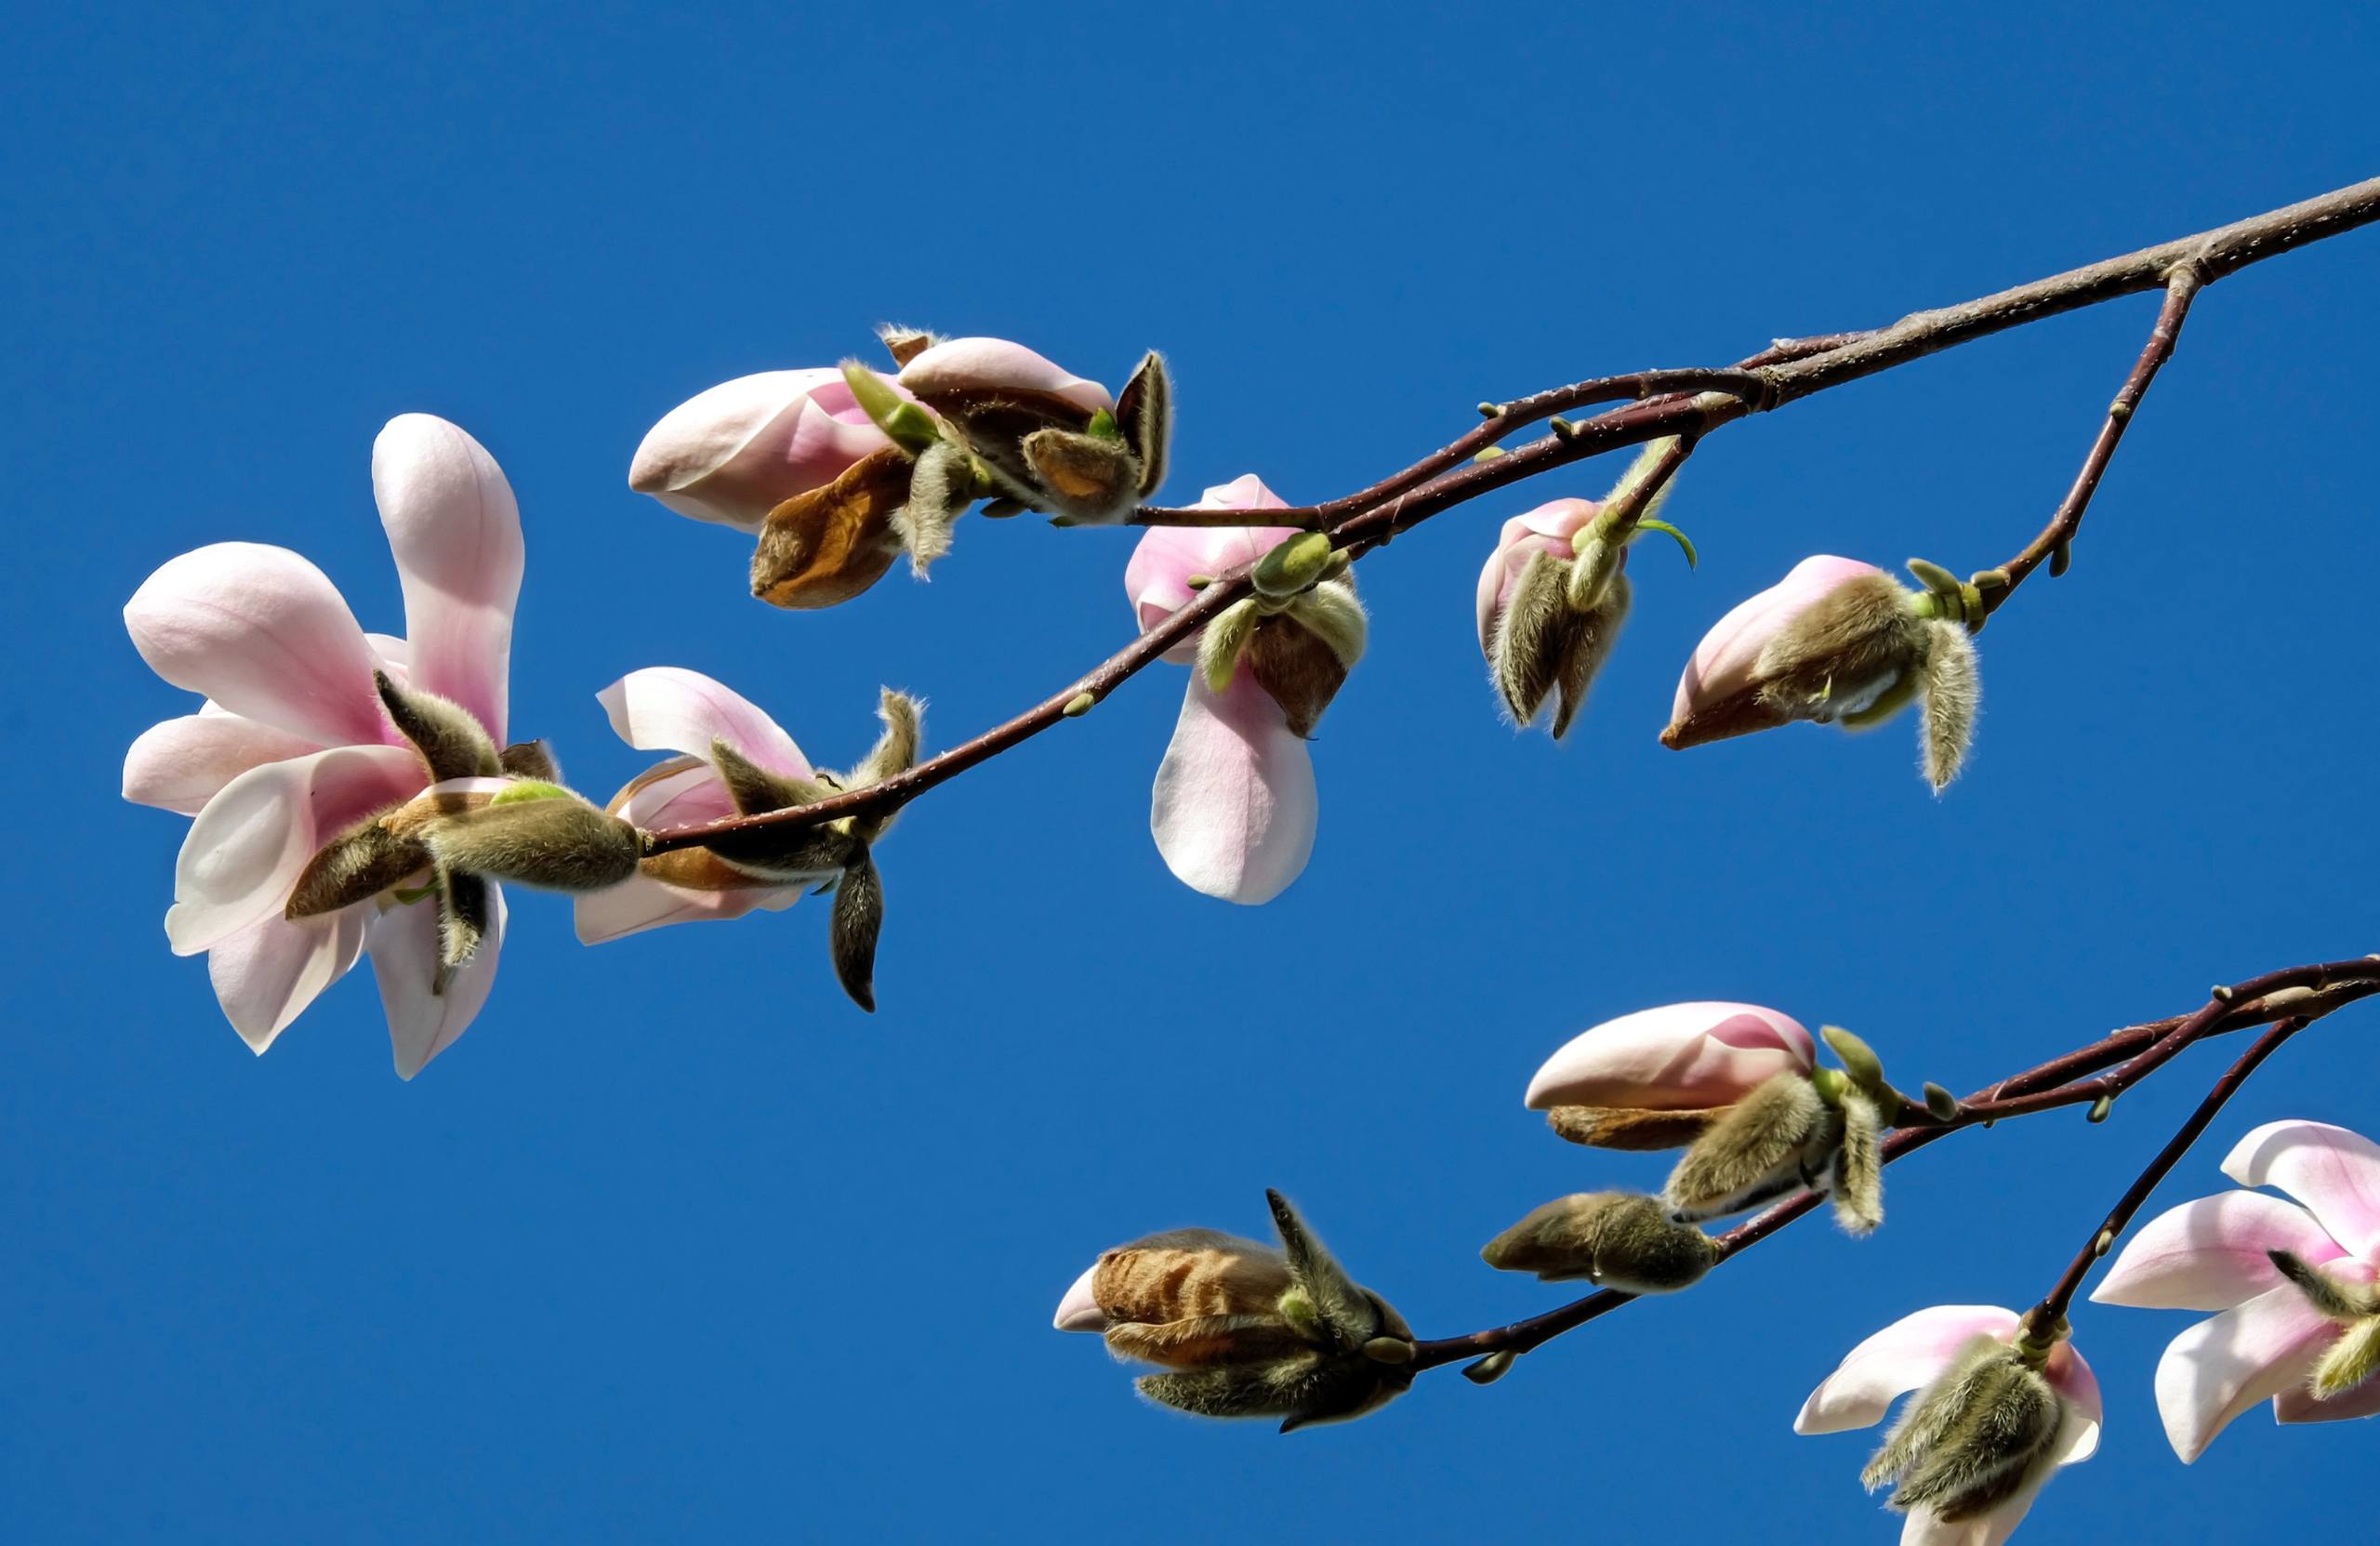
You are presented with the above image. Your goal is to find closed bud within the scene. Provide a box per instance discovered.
[1862,1335,2065,1525]
[1544,1103,1724,1152]
[1819,1024,1888,1095]
[1527,1003,1816,1147]
[1477,498,1631,740]
[1461,1351,1516,1385]
[376,669,499,782]
[630,368,893,531]
[898,336,1132,517]
[422,794,646,894]
[1481,1191,1719,1293]
[1252,532,1335,600]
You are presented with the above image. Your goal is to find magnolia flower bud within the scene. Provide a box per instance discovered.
[1664,1070,1837,1222]
[420,789,646,895]
[630,368,893,531]
[1476,498,1629,740]
[1481,1192,1719,1292]
[899,338,1170,523]
[1861,1335,2067,1524]
[1526,1002,1816,1151]
[1663,555,1982,791]
[1053,1191,1412,1433]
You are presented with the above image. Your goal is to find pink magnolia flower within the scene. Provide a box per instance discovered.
[1124,476,1316,905]
[1525,1002,1816,1112]
[628,368,894,531]
[1474,497,1600,655]
[573,667,826,944]
[897,337,1114,416]
[1796,1305,2102,1546]
[2092,1118,2380,1459]
[123,415,525,1077]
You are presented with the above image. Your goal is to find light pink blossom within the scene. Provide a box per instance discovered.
[1125,476,1317,904]
[2093,1118,2380,1458]
[629,368,894,531]
[123,415,525,1077]
[1052,1263,1108,1331]
[1796,1304,2102,1546]
[573,667,820,944]
[1668,554,1888,739]
[1525,1002,1816,1112]
[897,337,1114,416]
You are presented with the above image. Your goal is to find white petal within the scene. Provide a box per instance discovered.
[164,745,425,956]
[373,416,522,744]
[2153,1280,2337,1462]
[572,873,800,945]
[206,910,368,1052]
[125,713,322,815]
[597,667,812,777]
[2221,1119,2380,1260]
[1053,1263,1108,1331]
[1148,671,1316,905]
[2091,1191,2346,1310]
[370,888,506,1080]
[1794,1305,2019,1434]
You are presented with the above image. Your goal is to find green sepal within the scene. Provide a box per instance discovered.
[1632,516,1697,569]
[1084,408,1121,442]
[840,362,940,454]
[491,779,571,805]
[1251,532,1335,601]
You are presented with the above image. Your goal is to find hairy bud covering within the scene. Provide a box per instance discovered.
[1481,1191,1719,1292]
[1664,1070,1836,1222]
[1862,1336,2066,1524]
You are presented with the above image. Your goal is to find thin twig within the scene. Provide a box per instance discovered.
[648,178,2380,854]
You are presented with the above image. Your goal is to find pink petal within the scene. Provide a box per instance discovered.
[1053,1263,1108,1331]
[1794,1305,2019,1434]
[898,337,1113,415]
[1474,499,1598,648]
[2221,1119,2380,1260]
[165,745,427,956]
[206,910,368,1052]
[614,760,740,830]
[2152,1277,2347,1462]
[369,886,506,1080]
[598,667,812,779]
[1672,555,1884,725]
[1124,477,1298,663]
[2275,1371,2380,1425]
[1526,1002,1817,1112]
[126,543,389,747]
[2042,1342,2103,1463]
[628,368,892,531]
[372,416,522,745]
[572,873,800,945]
[2092,1191,2347,1311]
[124,712,322,815]
[1148,671,1316,905]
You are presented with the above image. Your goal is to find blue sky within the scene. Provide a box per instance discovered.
[7,4,2378,1541]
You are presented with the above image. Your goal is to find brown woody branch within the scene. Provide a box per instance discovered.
[647,178,2380,857]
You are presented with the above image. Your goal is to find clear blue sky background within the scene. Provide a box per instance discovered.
[7,5,2376,1541]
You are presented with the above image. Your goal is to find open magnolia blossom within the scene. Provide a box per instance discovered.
[122,415,528,1077]
[1663,555,1984,792]
[1796,1305,2102,1546]
[2091,1118,2380,1460]
[1125,475,1352,905]
[1052,1191,1414,1432]
[575,666,919,1011]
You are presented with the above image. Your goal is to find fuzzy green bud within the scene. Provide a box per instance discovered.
[1251,532,1336,601]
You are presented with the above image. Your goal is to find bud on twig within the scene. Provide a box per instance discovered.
[1481,1192,1720,1293]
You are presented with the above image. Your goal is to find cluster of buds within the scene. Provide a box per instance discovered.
[629,330,1170,611]
[285,672,643,978]
[1475,440,1695,739]
[1524,1002,1941,1236]
[1799,1305,2102,1541]
[1197,530,1367,739]
[1664,555,1998,791]
[1053,1191,1414,1432]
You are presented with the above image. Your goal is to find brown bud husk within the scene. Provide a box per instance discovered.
[376,670,500,781]
[1245,598,1359,739]
[437,865,491,971]
[1863,1335,2064,1524]
[752,445,910,609]
[286,813,428,919]
[1545,1103,1723,1152]
[1115,350,1171,502]
[1090,1229,1296,1327]
[878,324,939,368]
[1481,1192,1719,1292]
[828,852,883,1012]
[498,740,562,783]
[1665,1071,1836,1222]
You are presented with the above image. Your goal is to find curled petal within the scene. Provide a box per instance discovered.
[165,745,426,956]
[597,667,812,778]
[125,712,321,815]
[1526,1002,1816,1112]
[1053,1264,1108,1332]
[2275,1371,2380,1425]
[370,886,506,1080]
[899,337,1114,416]
[629,368,892,531]
[2151,1272,2369,1462]
[1148,671,1316,905]
[573,872,800,945]
[1672,554,1884,725]
[2042,1342,2103,1463]
[1794,1305,2020,1434]
[373,416,522,744]
[2093,1191,2347,1311]
[2220,1119,2380,1260]
[206,910,369,1052]
[125,543,388,747]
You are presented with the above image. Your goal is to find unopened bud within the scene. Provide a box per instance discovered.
[1666,1071,1832,1223]
[422,795,645,894]
[1862,1336,2064,1524]
[2086,1093,2114,1124]
[1820,1025,1888,1094]
[1924,1082,1963,1122]
[1482,1191,1719,1293]
[1461,1351,1516,1385]
[1251,532,1335,600]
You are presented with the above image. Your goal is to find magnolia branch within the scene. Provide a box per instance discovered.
[646,177,2380,856]
[1403,957,2380,1375]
